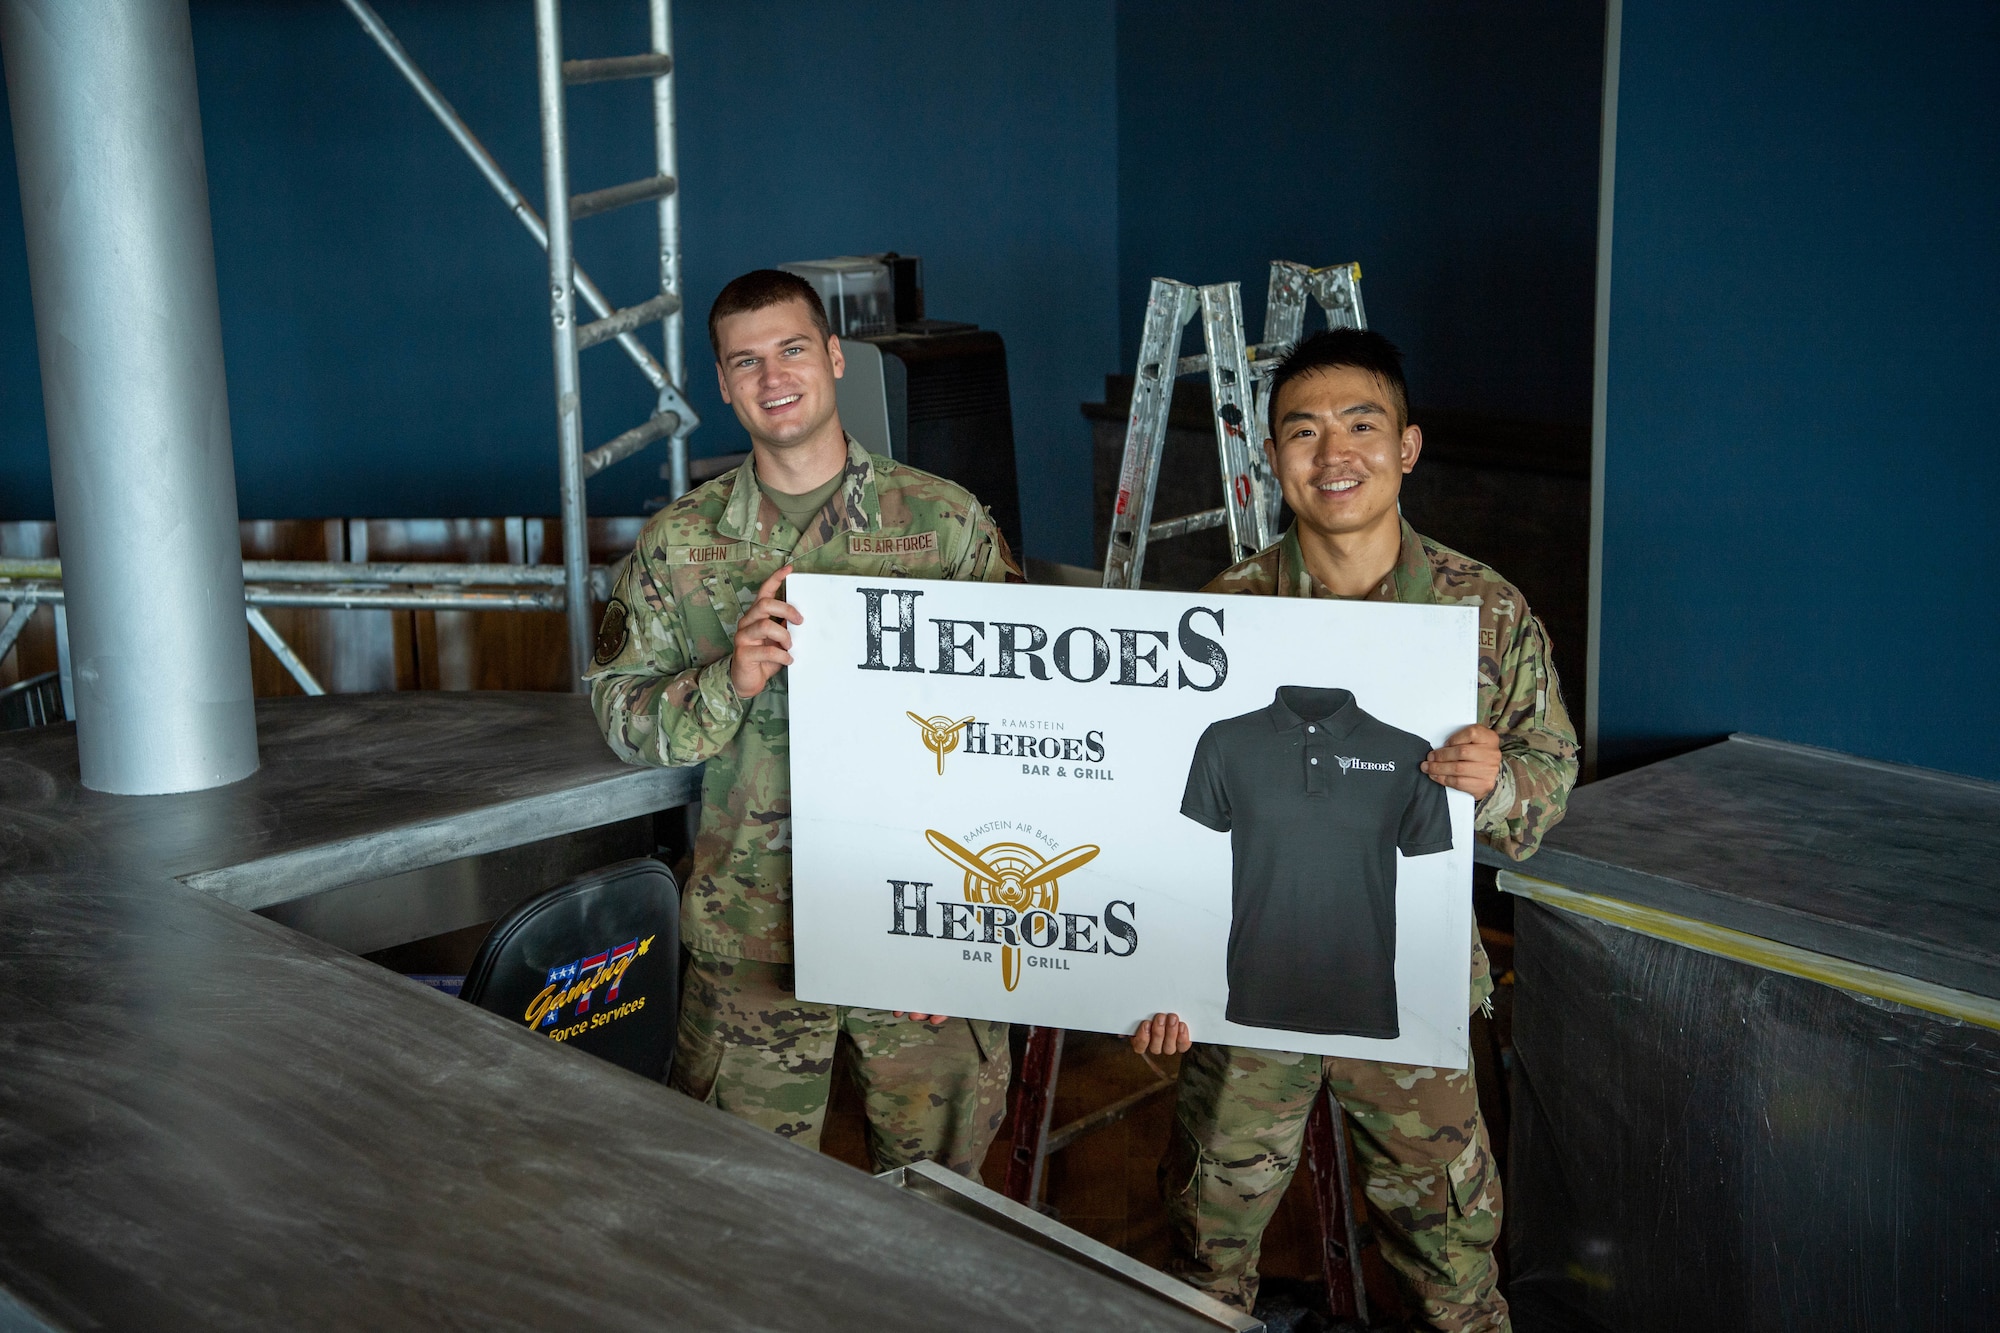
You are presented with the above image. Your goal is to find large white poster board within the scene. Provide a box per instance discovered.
[787,574,1479,1065]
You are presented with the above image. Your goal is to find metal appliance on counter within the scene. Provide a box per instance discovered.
[782,254,1025,556]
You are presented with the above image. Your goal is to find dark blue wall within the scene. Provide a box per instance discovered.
[1,0,1117,564]
[1115,0,1605,426]
[6,2,1603,564]
[24,5,1982,780]
[1598,0,2000,780]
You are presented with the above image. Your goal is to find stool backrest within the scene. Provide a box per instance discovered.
[0,671,64,731]
[460,857,680,1082]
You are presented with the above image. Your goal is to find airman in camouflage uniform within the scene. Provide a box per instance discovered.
[589,271,1019,1173]
[1148,329,1578,1331]
[1164,519,1576,1329]
[590,436,1018,1170]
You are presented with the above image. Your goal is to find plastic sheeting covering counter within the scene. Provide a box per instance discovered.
[1505,899,2000,1332]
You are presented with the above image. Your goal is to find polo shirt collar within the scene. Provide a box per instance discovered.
[1265,686,1365,740]
[718,434,882,544]
[1277,517,1434,605]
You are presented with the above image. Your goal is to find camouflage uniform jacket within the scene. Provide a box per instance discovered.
[588,436,1021,962]
[1204,518,1579,1008]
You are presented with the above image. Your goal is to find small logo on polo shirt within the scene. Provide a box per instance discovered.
[1337,756,1396,772]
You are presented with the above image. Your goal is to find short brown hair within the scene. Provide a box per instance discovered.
[707,269,830,356]
[1267,328,1409,434]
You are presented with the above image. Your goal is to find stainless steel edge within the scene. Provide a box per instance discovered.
[878,1161,1264,1332]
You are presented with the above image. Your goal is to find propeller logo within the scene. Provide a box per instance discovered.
[907,712,975,775]
[925,829,1100,991]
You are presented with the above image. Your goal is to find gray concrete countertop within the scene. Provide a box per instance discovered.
[0,693,1214,1332]
[1501,734,2000,998]
[1,691,700,908]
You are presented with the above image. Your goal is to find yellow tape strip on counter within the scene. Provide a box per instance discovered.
[1496,870,2000,1033]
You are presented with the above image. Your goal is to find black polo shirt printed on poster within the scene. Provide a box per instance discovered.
[1180,686,1453,1039]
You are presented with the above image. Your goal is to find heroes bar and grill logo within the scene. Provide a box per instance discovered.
[906,712,1107,775]
[887,828,1137,991]
[906,712,974,774]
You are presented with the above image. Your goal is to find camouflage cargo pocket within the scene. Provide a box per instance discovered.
[1444,1125,1501,1245]
[700,571,746,638]
[1160,1118,1291,1310]
[661,563,735,659]
[966,1018,1009,1064]
[1160,1114,1201,1205]
[669,975,724,1105]
[1162,1112,1295,1259]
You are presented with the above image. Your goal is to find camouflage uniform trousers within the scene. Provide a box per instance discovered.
[673,948,1010,1174]
[1163,1042,1507,1332]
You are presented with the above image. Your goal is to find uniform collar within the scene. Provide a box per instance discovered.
[718,434,881,546]
[1383,516,1436,604]
[1278,517,1434,605]
[1265,686,1364,739]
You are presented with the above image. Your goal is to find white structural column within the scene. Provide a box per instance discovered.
[1,0,259,792]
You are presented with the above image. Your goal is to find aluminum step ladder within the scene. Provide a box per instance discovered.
[1100,261,1366,590]
[533,0,700,681]
[999,1029,1376,1324]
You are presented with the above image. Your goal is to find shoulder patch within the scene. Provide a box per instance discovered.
[637,476,729,537]
[593,598,631,665]
[849,532,939,557]
[873,459,981,510]
[669,541,752,564]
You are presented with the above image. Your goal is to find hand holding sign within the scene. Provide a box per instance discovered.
[1130,1011,1192,1056]
[1420,723,1502,799]
[731,565,800,699]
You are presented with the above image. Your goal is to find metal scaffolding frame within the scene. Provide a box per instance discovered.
[0,0,701,706]
[528,0,696,680]
[0,556,619,701]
